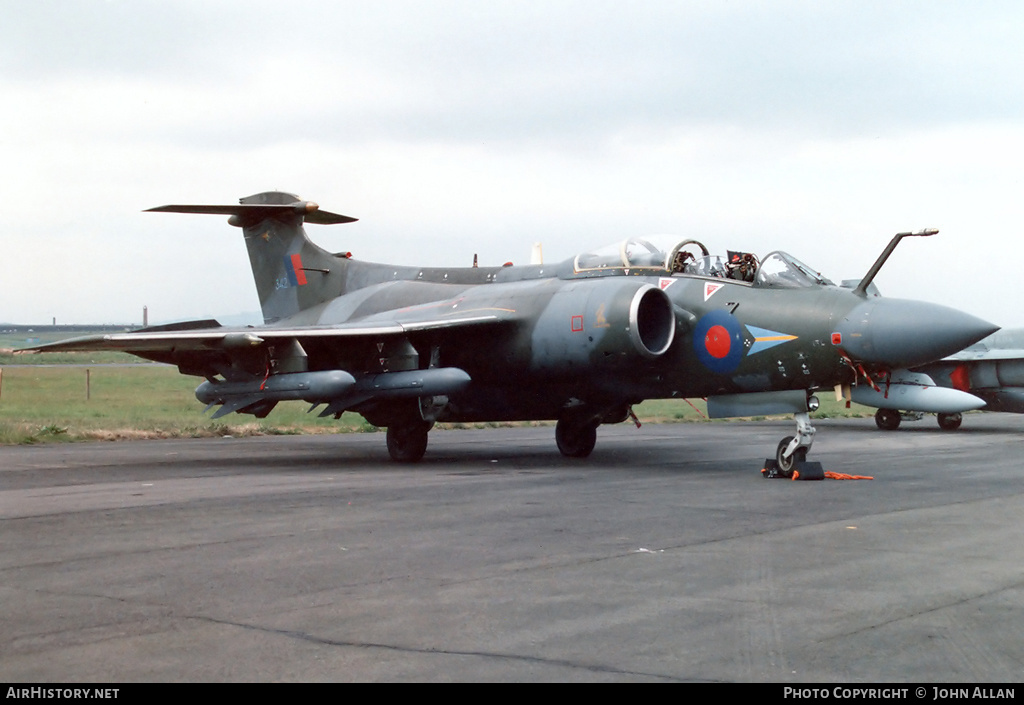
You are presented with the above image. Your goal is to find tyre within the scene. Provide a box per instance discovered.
[874,408,901,431]
[386,422,430,462]
[555,419,598,458]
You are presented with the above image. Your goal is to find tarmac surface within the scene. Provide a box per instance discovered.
[2,415,1023,682]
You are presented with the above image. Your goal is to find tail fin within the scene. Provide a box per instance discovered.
[147,191,357,324]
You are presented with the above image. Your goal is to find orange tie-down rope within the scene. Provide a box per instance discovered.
[822,471,873,480]
[760,466,874,480]
[789,470,874,480]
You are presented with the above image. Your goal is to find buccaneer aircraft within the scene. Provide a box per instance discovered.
[20,192,998,472]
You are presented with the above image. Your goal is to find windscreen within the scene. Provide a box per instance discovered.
[754,251,834,289]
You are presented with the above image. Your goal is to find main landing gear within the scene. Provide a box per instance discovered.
[555,416,599,458]
[381,395,451,463]
[386,420,433,462]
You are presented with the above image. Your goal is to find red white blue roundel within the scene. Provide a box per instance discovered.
[693,310,744,374]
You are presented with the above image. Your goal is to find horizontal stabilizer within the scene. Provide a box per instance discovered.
[146,203,357,225]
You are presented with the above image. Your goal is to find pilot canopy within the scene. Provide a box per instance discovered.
[754,252,835,289]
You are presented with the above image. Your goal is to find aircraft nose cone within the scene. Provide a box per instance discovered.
[837,298,998,368]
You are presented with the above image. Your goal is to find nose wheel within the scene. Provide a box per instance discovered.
[775,436,808,475]
[764,411,817,479]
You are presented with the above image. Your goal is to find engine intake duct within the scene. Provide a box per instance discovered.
[630,284,675,357]
[531,280,676,374]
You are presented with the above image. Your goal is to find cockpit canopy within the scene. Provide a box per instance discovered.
[755,251,835,289]
[572,238,670,271]
[572,237,835,289]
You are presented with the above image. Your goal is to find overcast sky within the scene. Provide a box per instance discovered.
[3,1,1023,327]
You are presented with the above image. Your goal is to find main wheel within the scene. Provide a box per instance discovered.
[874,408,902,431]
[555,419,598,458]
[386,422,431,463]
[937,412,963,431]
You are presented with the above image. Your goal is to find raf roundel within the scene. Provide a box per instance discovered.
[693,310,744,374]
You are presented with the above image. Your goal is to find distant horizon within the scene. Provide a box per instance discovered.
[1,311,262,330]
[2,323,136,329]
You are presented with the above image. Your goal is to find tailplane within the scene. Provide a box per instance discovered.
[147,191,357,324]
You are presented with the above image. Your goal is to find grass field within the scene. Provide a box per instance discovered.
[0,361,874,445]
[0,364,373,444]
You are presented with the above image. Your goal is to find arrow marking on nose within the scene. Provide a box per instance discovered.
[746,325,798,355]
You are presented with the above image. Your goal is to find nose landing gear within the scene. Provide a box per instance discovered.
[763,408,824,480]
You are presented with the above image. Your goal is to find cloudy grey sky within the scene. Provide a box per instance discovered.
[3,1,1023,327]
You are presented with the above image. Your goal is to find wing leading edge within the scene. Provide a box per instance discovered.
[18,313,509,354]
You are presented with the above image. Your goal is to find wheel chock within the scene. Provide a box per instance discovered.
[761,459,825,480]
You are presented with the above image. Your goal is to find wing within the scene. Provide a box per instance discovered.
[20,314,504,354]
[19,310,516,419]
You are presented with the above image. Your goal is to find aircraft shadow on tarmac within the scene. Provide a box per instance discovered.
[136,428,742,475]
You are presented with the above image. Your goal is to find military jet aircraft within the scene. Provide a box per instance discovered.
[19,191,998,470]
[856,329,1024,431]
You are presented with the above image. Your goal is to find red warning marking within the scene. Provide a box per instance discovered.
[704,282,724,301]
[571,315,584,332]
[950,363,971,392]
[831,332,842,345]
[705,325,731,359]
